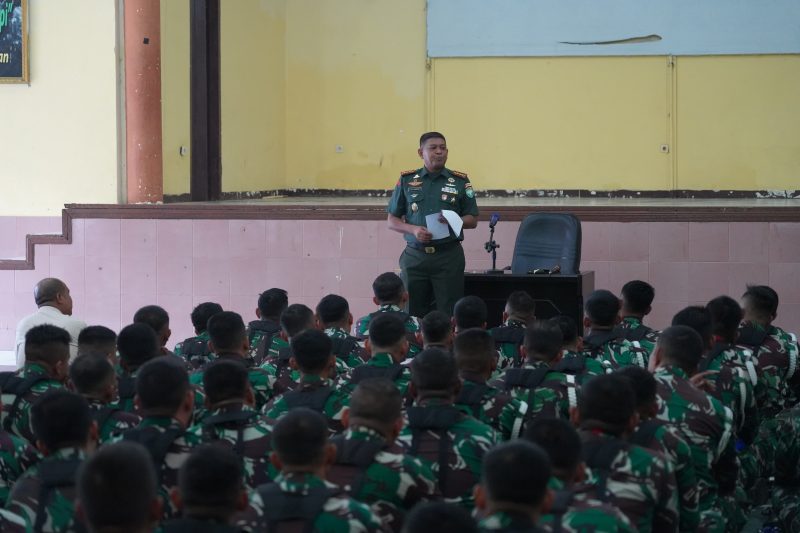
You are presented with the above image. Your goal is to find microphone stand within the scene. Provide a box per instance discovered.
[484,224,504,274]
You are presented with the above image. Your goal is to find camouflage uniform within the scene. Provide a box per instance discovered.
[86,398,141,445]
[491,361,577,424]
[558,350,608,383]
[5,447,84,533]
[488,318,527,370]
[0,509,28,533]
[478,511,544,532]
[263,375,350,435]
[187,403,276,488]
[614,316,659,356]
[159,517,244,532]
[324,327,369,369]
[328,425,439,532]
[455,372,528,441]
[190,353,275,413]
[538,476,636,533]
[0,363,64,445]
[770,325,800,402]
[582,330,649,370]
[341,353,412,399]
[397,398,498,509]
[260,345,350,398]
[112,368,139,414]
[354,305,422,358]
[246,318,282,366]
[0,432,39,507]
[173,331,215,370]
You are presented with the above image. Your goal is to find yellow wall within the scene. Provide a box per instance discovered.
[161,0,190,195]
[0,0,118,215]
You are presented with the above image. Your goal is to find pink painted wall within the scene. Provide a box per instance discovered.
[1,216,799,351]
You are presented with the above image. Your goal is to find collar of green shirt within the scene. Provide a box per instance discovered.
[369,352,399,367]
[378,304,403,313]
[298,374,331,387]
[275,471,329,494]
[47,447,86,462]
[655,364,690,381]
[522,360,552,371]
[324,327,348,338]
[622,316,643,328]
[415,397,455,408]
[140,416,181,429]
[346,425,387,443]
[504,318,527,328]
[21,362,51,377]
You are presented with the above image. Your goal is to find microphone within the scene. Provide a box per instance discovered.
[489,213,500,229]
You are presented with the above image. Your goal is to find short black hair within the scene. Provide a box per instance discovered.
[24,324,71,365]
[258,288,289,318]
[203,359,249,405]
[77,325,117,356]
[279,304,315,338]
[133,305,170,334]
[585,289,621,327]
[272,408,329,467]
[453,296,487,330]
[453,328,495,374]
[482,441,551,508]
[372,272,405,303]
[70,354,115,396]
[179,445,243,519]
[421,310,452,344]
[506,291,536,320]
[656,325,705,373]
[706,296,743,341]
[523,320,564,362]
[550,315,579,346]
[191,302,224,332]
[368,313,407,350]
[621,280,655,315]
[316,294,350,326]
[117,323,160,370]
[349,378,402,424]
[291,329,333,374]
[615,366,657,409]
[31,390,92,451]
[411,348,459,392]
[402,502,476,533]
[207,311,247,352]
[671,306,712,346]
[742,285,779,321]
[524,418,582,474]
[135,357,190,413]
[77,442,157,532]
[578,374,635,434]
[419,131,447,147]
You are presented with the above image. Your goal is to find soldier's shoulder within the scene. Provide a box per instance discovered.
[400,168,418,177]
[449,169,469,180]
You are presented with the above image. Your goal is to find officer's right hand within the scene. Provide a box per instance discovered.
[413,226,433,243]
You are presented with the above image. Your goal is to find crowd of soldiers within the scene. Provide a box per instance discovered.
[1,273,799,532]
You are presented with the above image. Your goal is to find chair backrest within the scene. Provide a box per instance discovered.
[511,213,581,275]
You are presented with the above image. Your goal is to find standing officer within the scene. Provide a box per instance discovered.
[387,132,478,317]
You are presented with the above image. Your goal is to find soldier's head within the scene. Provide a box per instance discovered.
[290,329,335,378]
[707,295,743,344]
[257,288,289,321]
[742,285,779,326]
[32,390,97,455]
[33,277,73,315]
[520,320,563,364]
[503,290,536,324]
[176,445,248,523]
[77,442,161,533]
[117,323,160,373]
[524,418,584,485]
[367,313,409,363]
[344,378,403,441]
[315,294,352,330]
[77,325,117,361]
[453,295,488,332]
[584,289,621,329]
[616,366,658,421]
[410,348,460,401]
[280,304,316,341]
[403,502,477,533]
[191,302,223,334]
[573,374,638,437]
[620,280,655,318]
[453,328,496,378]
[203,359,254,409]
[650,325,705,376]
[418,131,448,173]
[24,324,71,381]
[671,305,712,351]
[271,408,335,475]
[207,311,248,356]
[135,357,194,427]
[133,305,171,348]
[371,272,407,306]
[420,310,453,349]
[549,315,583,352]
[475,441,552,521]
[70,354,117,404]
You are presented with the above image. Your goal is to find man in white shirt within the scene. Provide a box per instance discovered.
[15,278,87,367]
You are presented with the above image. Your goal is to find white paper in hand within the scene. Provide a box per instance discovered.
[425,213,450,240]
[441,210,463,237]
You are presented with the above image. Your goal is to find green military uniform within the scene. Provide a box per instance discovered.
[0,432,38,507]
[538,476,636,533]
[354,304,422,358]
[558,350,608,383]
[0,364,64,445]
[455,372,528,441]
[324,327,369,369]
[614,316,659,356]
[478,511,545,532]
[190,353,276,413]
[173,331,215,370]
[341,352,412,399]
[263,375,350,435]
[491,361,577,425]
[247,318,283,366]
[489,318,527,370]
[0,509,27,533]
[260,348,350,398]
[581,331,649,370]
[387,166,479,317]
[86,398,141,445]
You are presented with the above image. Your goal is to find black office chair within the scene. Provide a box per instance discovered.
[510,213,582,275]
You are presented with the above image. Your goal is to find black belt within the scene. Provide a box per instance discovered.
[406,241,461,254]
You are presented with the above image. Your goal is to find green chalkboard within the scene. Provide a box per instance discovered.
[0,0,27,83]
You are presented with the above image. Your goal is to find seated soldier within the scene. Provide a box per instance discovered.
[354,272,422,357]
[69,354,141,445]
[76,442,161,533]
[247,288,288,365]
[572,374,678,533]
[187,359,274,488]
[133,305,174,357]
[581,290,647,369]
[115,323,162,413]
[263,329,350,435]
[162,445,249,533]
[76,325,117,362]
[398,348,498,509]
[329,378,439,532]
[453,328,527,440]
[7,390,98,532]
[613,280,659,354]
[0,392,38,507]
[419,310,454,351]
[316,294,369,368]
[344,313,412,397]
[0,324,68,444]
[453,295,488,333]
[616,365,699,532]
[549,315,606,383]
[474,440,551,532]
[402,502,477,533]
[116,357,201,521]
[523,418,634,533]
[241,408,383,532]
[488,290,536,370]
[173,301,223,370]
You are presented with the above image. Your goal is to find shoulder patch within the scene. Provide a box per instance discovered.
[450,169,469,179]
[400,169,418,177]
